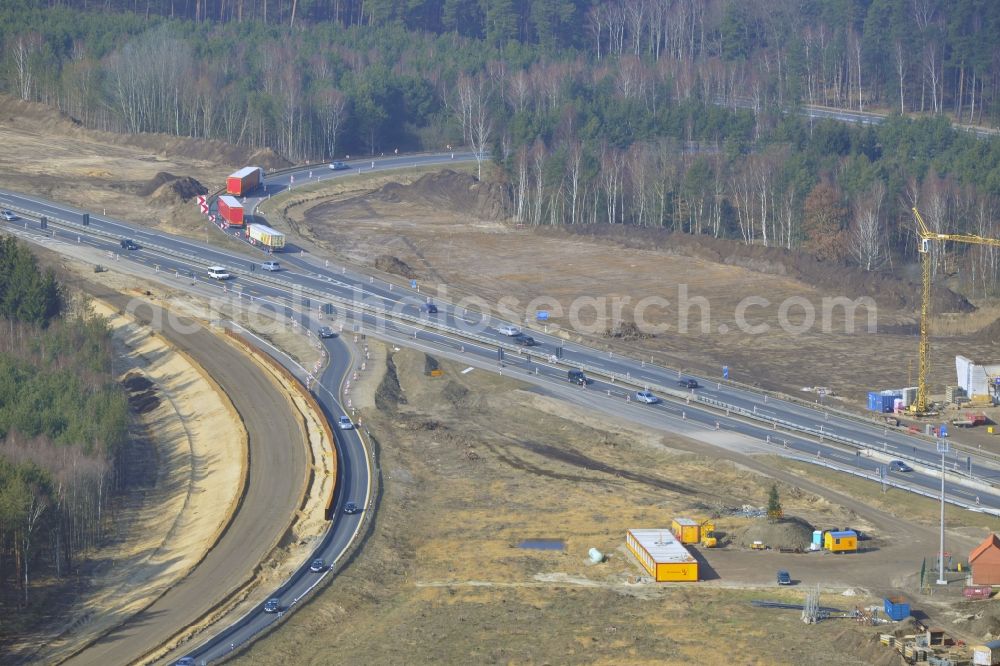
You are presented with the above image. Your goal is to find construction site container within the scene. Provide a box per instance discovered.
[902,387,918,407]
[965,585,992,600]
[626,529,698,582]
[974,639,1000,665]
[671,518,700,544]
[883,596,910,621]
[812,530,823,546]
[824,530,857,553]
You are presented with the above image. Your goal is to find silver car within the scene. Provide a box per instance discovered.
[634,390,659,404]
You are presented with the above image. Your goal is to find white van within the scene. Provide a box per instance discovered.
[207,266,231,280]
[497,324,521,336]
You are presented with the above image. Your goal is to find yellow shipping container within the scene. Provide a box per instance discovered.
[824,530,858,553]
[671,518,701,544]
[626,529,699,582]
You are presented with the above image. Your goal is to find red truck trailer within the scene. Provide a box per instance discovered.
[226,166,263,196]
[217,195,245,227]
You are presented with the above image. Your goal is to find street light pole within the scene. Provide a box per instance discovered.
[937,439,949,585]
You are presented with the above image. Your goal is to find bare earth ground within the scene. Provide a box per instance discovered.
[241,346,1000,666]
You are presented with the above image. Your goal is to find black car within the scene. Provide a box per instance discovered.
[120,238,139,250]
[888,460,913,472]
[309,558,326,572]
[514,334,537,346]
[318,326,337,339]
[344,501,360,514]
[263,598,280,613]
[421,302,438,314]
[777,570,792,585]
[678,378,699,389]
[568,369,589,385]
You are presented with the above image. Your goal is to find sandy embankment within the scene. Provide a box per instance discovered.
[34,300,247,663]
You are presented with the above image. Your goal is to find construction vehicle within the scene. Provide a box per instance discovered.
[751,540,767,550]
[700,520,718,548]
[911,208,1000,414]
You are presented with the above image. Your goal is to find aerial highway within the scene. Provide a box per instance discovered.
[164,332,370,664]
[2,152,999,662]
[57,293,309,665]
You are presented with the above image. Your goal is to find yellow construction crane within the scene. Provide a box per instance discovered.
[911,207,1000,413]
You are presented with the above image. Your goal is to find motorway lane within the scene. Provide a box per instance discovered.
[5,205,998,499]
[170,334,369,662]
[64,294,309,666]
[5,203,999,661]
[5,197,997,494]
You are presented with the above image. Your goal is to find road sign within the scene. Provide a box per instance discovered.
[937,440,949,454]
[722,365,729,379]
[411,279,417,289]
[939,424,949,439]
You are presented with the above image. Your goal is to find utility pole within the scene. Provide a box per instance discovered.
[936,439,949,585]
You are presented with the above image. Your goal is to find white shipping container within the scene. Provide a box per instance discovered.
[973,639,1000,665]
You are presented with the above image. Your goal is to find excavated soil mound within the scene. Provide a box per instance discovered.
[140,172,208,203]
[122,373,154,393]
[544,224,974,315]
[368,169,508,220]
[247,147,292,171]
[122,372,160,414]
[831,627,906,666]
[973,317,1000,345]
[952,599,1000,640]
[732,516,815,550]
[374,254,418,279]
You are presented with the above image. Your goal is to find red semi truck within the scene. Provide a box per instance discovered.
[217,195,245,227]
[226,166,263,196]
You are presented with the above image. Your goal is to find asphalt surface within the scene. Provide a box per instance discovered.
[62,292,308,666]
[166,333,369,663]
[3,151,1000,661]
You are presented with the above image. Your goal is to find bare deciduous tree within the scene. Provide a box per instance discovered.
[851,182,887,271]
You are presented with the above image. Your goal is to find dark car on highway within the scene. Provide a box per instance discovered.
[310,559,326,573]
[263,598,280,613]
[329,161,350,170]
[421,302,438,314]
[120,238,139,250]
[568,369,589,385]
[888,460,913,472]
[678,378,699,389]
[514,334,537,346]
[344,501,360,514]
[318,326,337,339]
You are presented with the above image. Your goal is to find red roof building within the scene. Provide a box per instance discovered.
[969,534,1000,585]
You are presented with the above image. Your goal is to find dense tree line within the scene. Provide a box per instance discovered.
[0,2,998,291]
[0,236,62,327]
[0,238,126,607]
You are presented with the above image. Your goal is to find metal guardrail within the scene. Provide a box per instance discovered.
[780,451,1000,517]
[8,202,1000,489]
